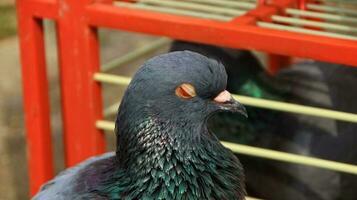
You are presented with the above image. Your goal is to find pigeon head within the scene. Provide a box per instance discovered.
[117,50,247,128]
[115,50,248,161]
[114,51,246,199]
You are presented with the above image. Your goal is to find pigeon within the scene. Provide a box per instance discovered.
[169,41,357,200]
[255,61,357,200]
[33,51,248,200]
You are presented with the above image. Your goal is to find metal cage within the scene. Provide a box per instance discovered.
[16,0,357,197]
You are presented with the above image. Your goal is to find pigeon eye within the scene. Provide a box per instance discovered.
[175,83,196,99]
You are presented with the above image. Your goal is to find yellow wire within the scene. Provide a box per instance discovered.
[94,73,357,123]
[101,38,171,72]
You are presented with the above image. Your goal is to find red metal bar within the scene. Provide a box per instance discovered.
[96,0,113,3]
[56,0,105,167]
[244,5,279,22]
[25,0,58,19]
[272,0,297,9]
[267,54,292,74]
[16,1,54,195]
[298,0,307,10]
[86,4,357,67]
[257,0,266,6]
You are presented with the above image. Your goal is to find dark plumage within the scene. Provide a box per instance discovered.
[254,61,357,200]
[170,41,357,200]
[33,51,247,200]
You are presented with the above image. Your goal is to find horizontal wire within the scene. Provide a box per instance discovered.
[222,141,357,175]
[138,0,248,16]
[246,197,263,200]
[115,1,357,25]
[257,21,357,40]
[286,8,357,24]
[181,0,256,10]
[234,95,357,123]
[94,73,357,123]
[96,120,116,131]
[94,73,131,85]
[271,15,357,33]
[96,120,357,175]
[115,2,233,21]
[307,3,357,16]
[114,1,357,34]
[104,101,121,117]
[102,38,171,72]
[315,0,357,4]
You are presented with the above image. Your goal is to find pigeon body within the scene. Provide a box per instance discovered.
[33,51,247,200]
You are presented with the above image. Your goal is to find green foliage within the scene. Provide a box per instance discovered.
[0,5,17,39]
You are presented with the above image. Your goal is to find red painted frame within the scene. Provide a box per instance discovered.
[16,0,357,197]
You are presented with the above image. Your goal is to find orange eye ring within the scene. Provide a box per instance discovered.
[175,83,196,99]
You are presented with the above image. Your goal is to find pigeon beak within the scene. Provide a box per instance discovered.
[213,90,248,118]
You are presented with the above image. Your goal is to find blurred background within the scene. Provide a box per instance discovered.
[0,1,28,199]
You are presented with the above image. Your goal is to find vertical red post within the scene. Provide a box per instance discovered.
[257,0,266,6]
[56,0,105,167]
[267,54,292,74]
[16,1,54,196]
[299,0,307,10]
